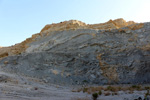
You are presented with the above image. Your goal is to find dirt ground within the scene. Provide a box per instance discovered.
[0,70,149,100]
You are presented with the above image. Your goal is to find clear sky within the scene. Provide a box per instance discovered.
[0,0,150,46]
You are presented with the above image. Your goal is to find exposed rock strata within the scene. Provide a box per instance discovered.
[0,18,150,85]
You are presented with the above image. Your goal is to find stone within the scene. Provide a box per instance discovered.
[90,74,96,79]
[0,18,149,85]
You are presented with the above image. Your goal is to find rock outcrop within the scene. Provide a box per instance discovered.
[0,18,150,85]
[40,18,136,33]
[0,18,137,59]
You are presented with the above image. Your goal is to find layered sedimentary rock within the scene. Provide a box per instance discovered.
[0,18,138,58]
[40,18,135,33]
[0,18,149,85]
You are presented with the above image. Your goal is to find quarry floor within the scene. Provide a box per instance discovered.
[0,82,148,100]
[0,70,148,100]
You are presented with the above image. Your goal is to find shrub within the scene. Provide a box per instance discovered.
[92,93,98,100]
[34,87,38,90]
[118,86,122,91]
[106,86,116,92]
[131,85,137,88]
[131,85,141,90]
[114,92,118,95]
[145,86,150,90]
[98,90,102,95]
[83,88,88,93]
[82,80,88,83]
[136,85,141,90]
[145,90,150,97]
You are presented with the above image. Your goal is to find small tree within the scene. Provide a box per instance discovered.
[92,93,98,100]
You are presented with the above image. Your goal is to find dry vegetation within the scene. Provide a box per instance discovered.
[71,97,90,100]
[72,85,150,100]
[75,85,150,95]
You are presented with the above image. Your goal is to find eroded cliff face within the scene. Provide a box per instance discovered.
[40,18,135,33]
[0,18,149,85]
[0,18,138,59]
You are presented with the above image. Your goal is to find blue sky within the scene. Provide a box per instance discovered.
[0,0,150,46]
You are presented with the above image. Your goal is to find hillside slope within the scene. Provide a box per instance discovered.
[0,18,136,59]
[0,18,150,85]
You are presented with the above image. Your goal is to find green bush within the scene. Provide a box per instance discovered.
[92,93,98,100]
[82,80,88,83]
[98,90,102,95]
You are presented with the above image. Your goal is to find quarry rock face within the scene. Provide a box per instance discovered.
[0,18,150,85]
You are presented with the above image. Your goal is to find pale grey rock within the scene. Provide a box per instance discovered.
[0,22,150,85]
